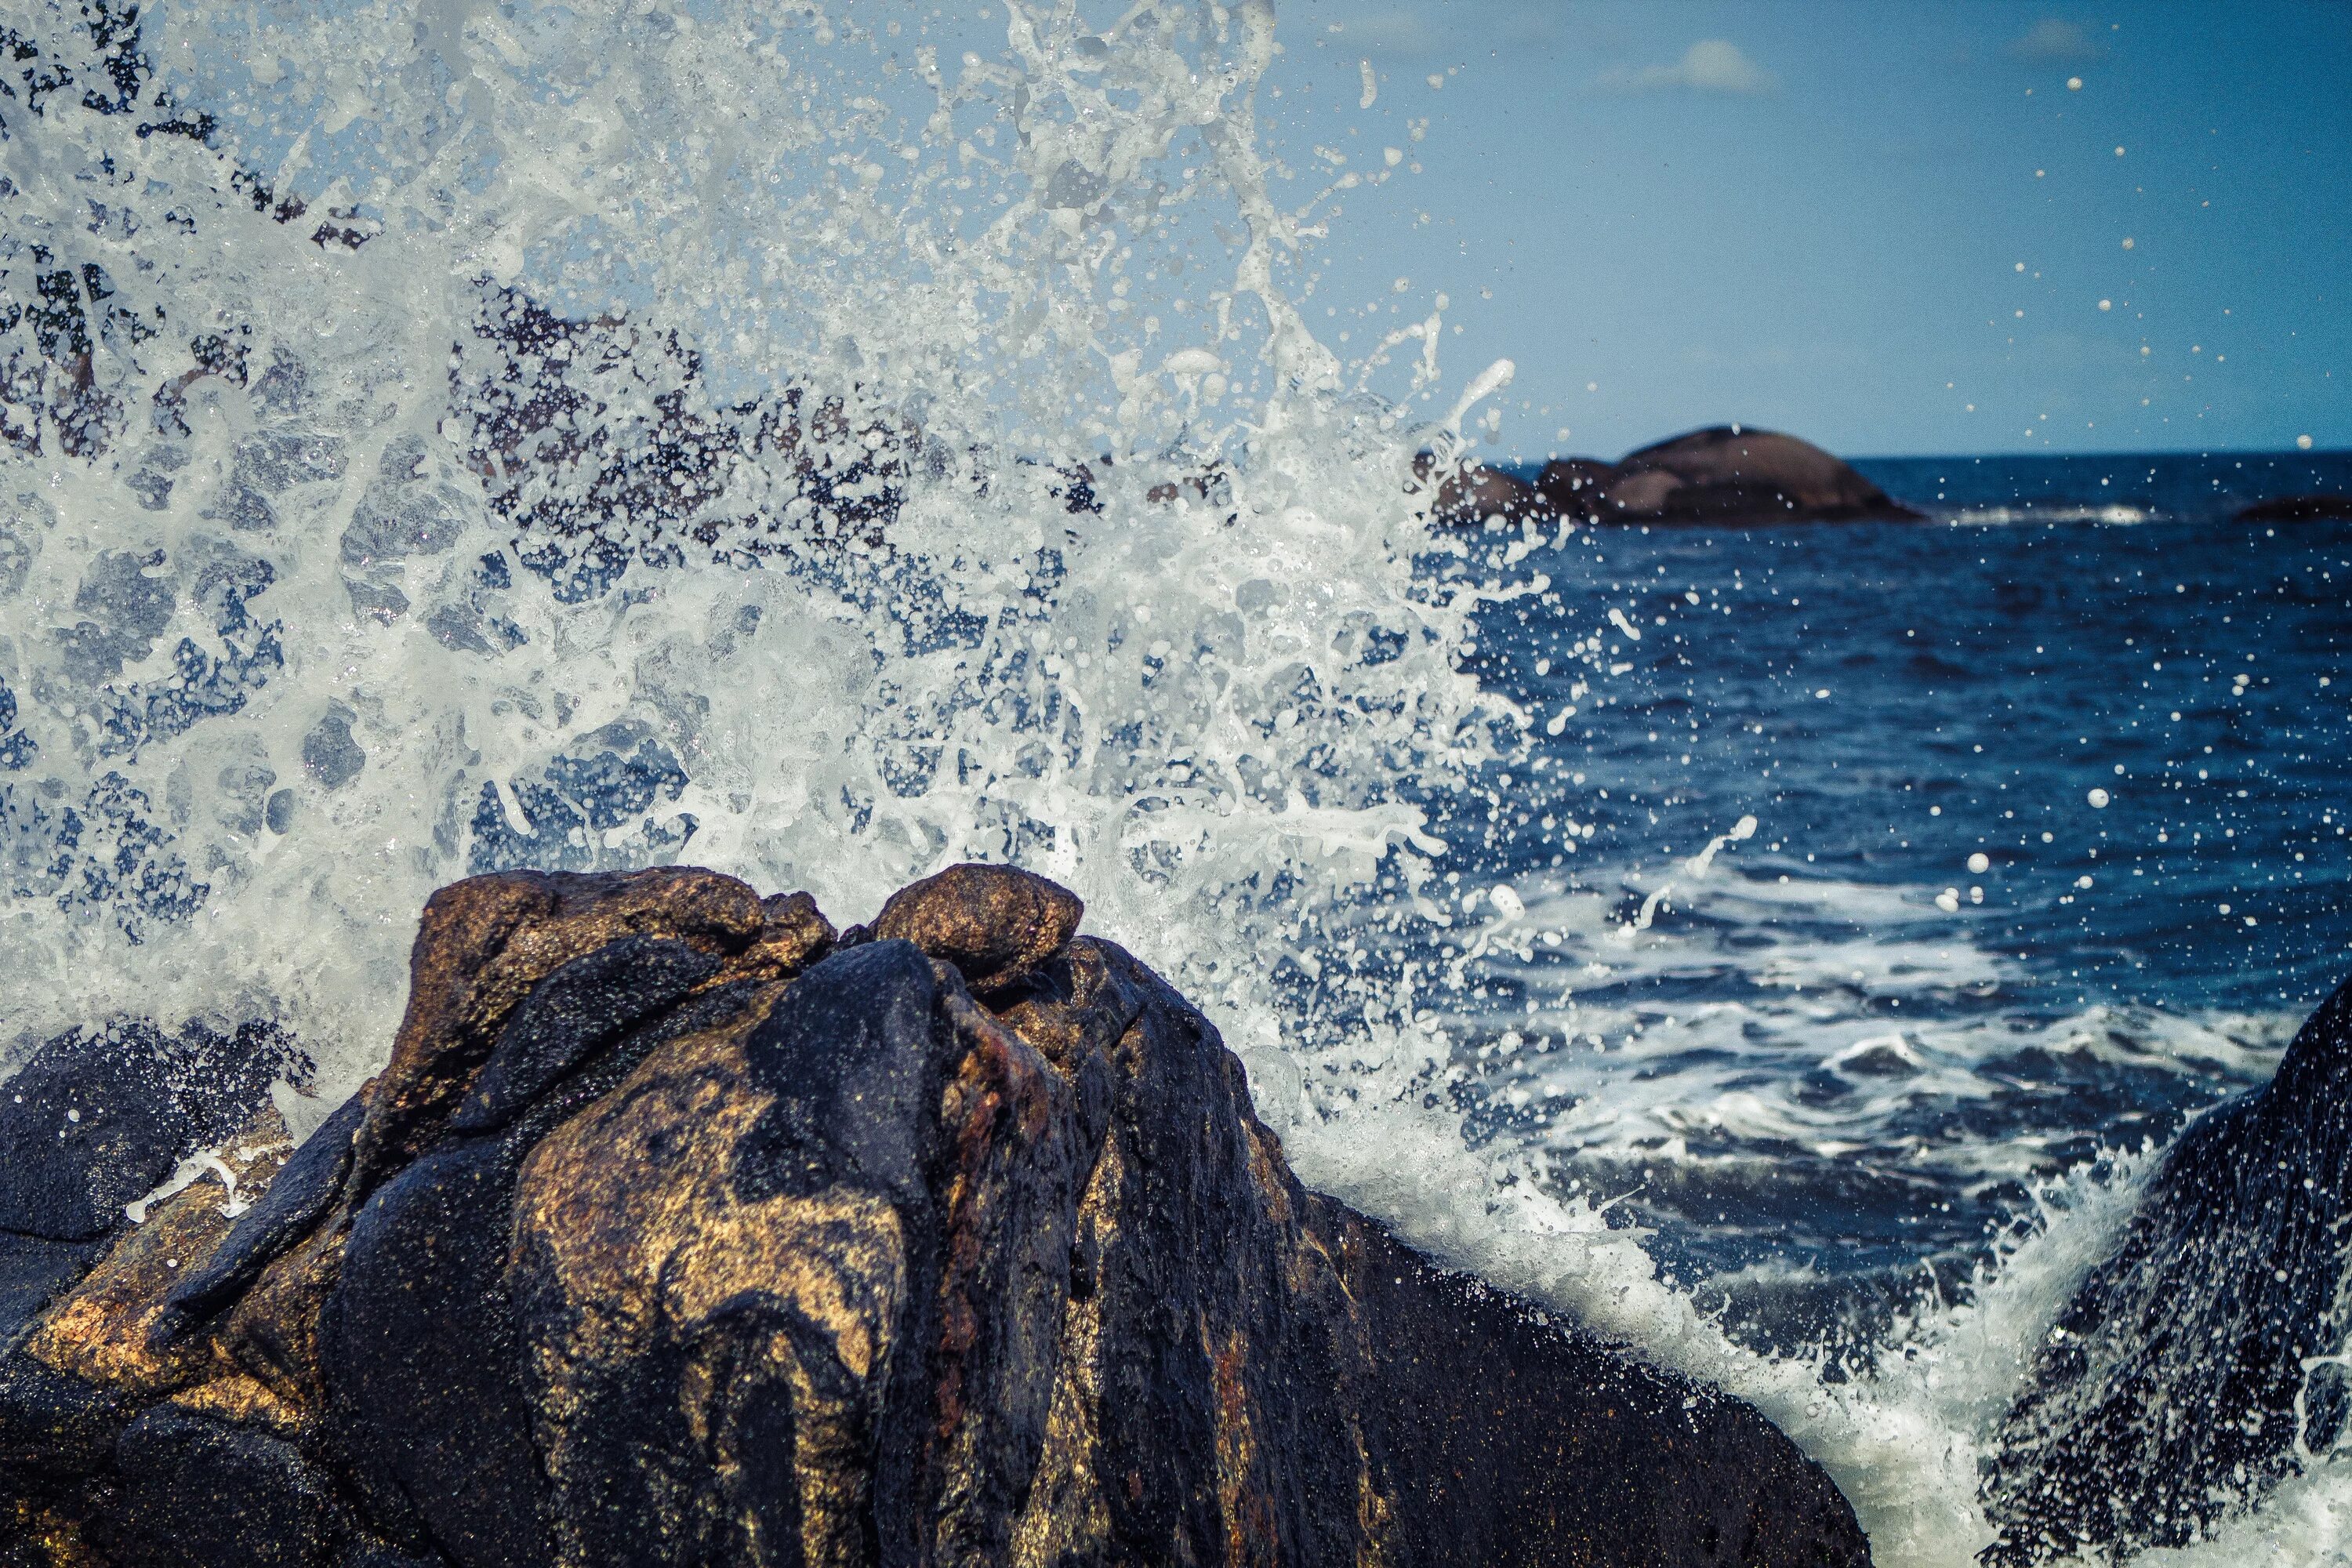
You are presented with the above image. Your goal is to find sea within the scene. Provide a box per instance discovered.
[1462,456,2352,1348]
[2,3,2347,1563]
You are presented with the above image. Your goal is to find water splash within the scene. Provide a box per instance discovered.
[0,0,1508,1099]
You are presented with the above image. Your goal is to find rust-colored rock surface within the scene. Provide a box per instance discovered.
[870,862,1081,993]
[1,862,1869,1568]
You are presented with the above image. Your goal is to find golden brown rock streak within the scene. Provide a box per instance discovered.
[0,863,1868,1568]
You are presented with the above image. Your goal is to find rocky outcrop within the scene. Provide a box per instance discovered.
[2234,493,2352,524]
[1532,458,1621,523]
[1598,427,1917,524]
[1982,974,2352,1565]
[1416,452,1551,528]
[1425,426,1920,529]
[2,863,1870,1568]
[1539,428,1919,526]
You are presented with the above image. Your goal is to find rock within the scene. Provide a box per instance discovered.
[1982,974,2352,1564]
[1417,452,1554,528]
[1534,456,1621,521]
[83,1408,336,1568]
[2234,493,2352,523]
[1508,427,1925,528]
[1599,426,1920,524]
[870,861,1083,992]
[0,1021,303,1247]
[2,865,1868,1567]
[152,1094,367,1346]
[1430,428,1919,529]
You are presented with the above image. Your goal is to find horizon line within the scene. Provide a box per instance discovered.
[1500,441,2352,467]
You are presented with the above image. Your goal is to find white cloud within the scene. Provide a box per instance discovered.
[1599,39,1777,96]
[2006,19,2106,64]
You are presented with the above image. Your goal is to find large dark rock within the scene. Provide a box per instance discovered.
[1983,975,2352,1564]
[2,864,1870,1566]
[1534,456,1621,522]
[84,1409,336,1568]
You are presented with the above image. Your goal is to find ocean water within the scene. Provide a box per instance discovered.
[1446,497,2351,1345]
[2,3,2348,1563]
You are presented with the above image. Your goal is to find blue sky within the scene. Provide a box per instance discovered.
[1264,2,2352,459]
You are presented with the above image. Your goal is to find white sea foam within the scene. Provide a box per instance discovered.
[1947,504,2155,526]
[1446,861,2295,1180]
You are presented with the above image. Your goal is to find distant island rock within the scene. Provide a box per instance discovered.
[1415,450,1552,527]
[1428,425,1923,528]
[2233,493,2352,523]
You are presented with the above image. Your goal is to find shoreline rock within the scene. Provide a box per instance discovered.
[1983,973,2352,1564]
[2,864,1870,1567]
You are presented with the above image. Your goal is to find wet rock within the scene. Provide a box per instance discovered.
[346,866,775,1196]
[1983,974,2352,1564]
[0,1021,302,1246]
[871,861,1083,992]
[448,935,720,1132]
[0,1349,131,1479]
[2234,492,2352,523]
[82,1409,336,1568]
[0,1236,106,1348]
[325,1131,555,1568]
[2,865,1867,1568]
[24,1112,299,1409]
[152,1094,368,1346]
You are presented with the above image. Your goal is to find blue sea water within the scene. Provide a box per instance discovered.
[1446,451,2352,1344]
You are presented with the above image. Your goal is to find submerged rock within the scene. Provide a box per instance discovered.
[2233,493,2352,523]
[2,865,1868,1566]
[1982,974,2352,1564]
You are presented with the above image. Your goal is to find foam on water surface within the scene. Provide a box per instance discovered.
[2,2,2347,1560]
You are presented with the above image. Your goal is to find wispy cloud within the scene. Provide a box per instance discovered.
[2005,18,2107,64]
[1598,39,1777,96]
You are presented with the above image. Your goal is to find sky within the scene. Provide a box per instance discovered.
[1258,1,2352,460]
